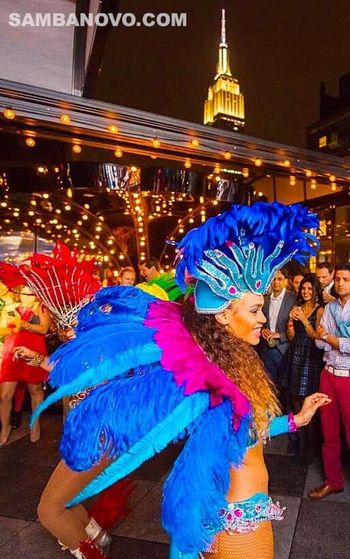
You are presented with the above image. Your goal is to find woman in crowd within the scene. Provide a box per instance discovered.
[30,202,330,559]
[0,286,50,445]
[280,274,324,461]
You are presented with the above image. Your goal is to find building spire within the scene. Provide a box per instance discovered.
[220,8,227,46]
[216,9,231,77]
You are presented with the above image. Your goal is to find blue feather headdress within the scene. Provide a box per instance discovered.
[175,202,319,313]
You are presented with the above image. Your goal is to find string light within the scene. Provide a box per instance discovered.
[242,168,249,178]
[329,174,336,183]
[254,158,263,167]
[305,169,312,178]
[25,137,36,147]
[190,138,199,147]
[108,125,119,134]
[114,148,123,158]
[152,137,160,148]
[184,159,191,169]
[72,144,82,154]
[60,114,71,125]
[283,160,291,167]
[3,108,15,120]
[224,151,232,160]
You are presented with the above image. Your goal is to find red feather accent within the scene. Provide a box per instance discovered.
[78,540,109,559]
[89,478,136,530]
[0,241,101,327]
[0,262,26,288]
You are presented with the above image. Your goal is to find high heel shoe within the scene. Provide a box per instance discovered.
[70,539,109,558]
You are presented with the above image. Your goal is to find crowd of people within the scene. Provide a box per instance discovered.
[259,262,350,500]
[0,203,348,559]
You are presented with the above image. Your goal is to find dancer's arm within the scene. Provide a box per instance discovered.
[268,392,331,438]
[12,346,52,372]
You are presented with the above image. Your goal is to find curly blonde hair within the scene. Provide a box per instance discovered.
[183,302,280,437]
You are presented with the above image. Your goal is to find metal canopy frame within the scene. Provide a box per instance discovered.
[0,79,349,185]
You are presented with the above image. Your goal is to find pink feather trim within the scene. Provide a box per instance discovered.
[144,300,251,431]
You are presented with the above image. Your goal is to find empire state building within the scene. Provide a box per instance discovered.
[204,9,245,132]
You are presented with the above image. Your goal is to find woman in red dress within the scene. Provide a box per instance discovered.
[0,286,50,445]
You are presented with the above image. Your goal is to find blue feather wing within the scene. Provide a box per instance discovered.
[162,400,250,555]
[31,341,161,425]
[67,391,209,507]
[77,285,156,329]
[49,322,157,387]
[59,365,184,471]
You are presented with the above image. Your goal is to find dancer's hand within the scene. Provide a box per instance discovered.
[12,346,37,362]
[294,393,331,427]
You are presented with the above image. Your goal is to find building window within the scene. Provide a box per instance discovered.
[318,135,327,148]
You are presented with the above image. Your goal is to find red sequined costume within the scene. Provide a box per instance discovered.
[0,305,48,383]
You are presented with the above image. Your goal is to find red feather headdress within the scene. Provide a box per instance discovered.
[0,242,101,327]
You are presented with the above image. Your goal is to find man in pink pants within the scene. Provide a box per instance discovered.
[309,263,350,499]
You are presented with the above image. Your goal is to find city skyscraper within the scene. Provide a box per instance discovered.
[204,9,245,132]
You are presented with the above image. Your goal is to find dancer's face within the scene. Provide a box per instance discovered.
[215,293,266,346]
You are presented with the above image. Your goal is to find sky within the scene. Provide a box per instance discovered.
[94,0,350,148]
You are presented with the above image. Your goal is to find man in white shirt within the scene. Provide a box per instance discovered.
[259,269,296,383]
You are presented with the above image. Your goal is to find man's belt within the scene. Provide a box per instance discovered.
[326,365,350,378]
